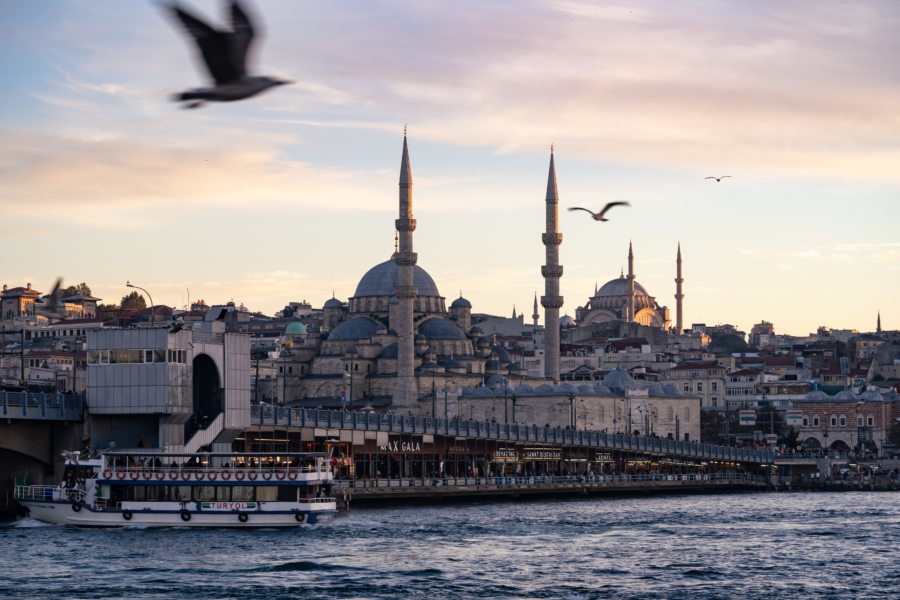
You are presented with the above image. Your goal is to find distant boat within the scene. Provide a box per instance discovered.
[15,450,337,527]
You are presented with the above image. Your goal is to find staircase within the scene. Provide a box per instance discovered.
[183,413,224,454]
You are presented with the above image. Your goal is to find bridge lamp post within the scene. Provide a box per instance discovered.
[126,281,155,324]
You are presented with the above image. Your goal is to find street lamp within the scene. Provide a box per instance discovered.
[126,281,155,324]
[568,392,575,429]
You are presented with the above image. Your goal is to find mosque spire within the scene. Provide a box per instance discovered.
[541,148,564,382]
[627,240,635,321]
[877,310,881,333]
[675,242,684,335]
[393,128,418,408]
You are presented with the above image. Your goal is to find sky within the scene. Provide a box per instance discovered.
[1,0,898,337]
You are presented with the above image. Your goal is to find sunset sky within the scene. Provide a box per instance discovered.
[1,1,898,336]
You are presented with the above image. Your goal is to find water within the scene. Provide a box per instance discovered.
[2,491,898,600]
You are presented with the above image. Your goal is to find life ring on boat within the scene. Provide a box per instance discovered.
[238,512,248,523]
[181,470,191,481]
[102,469,112,480]
[196,471,205,481]
[220,469,231,481]
[116,469,126,479]
[247,471,258,481]
[169,469,179,480]
[71,502,81,512]
[287,470,298,481]
[122,510,132,520]
[156,470,165,481]
[180,511,191,522]
[130,471,140,480]
[275,471,286,481]
[142,470,153,480]
[262,471,273,481]
[294,512,306,523]
[235,471,245,481]
[207,470,217,481]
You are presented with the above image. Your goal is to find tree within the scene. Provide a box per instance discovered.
[708,333,751,354]
[60,282,92,298]
[120,291,147,310]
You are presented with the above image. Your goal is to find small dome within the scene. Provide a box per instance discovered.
[799,390,831,403]
[593,384,613,395]
[507,362,524,372]
[534,383,555,394]
[560,315,575,327]
[603,369,638,392]
[660,384,681,396]
[577,385,594,394]
[833,390,857,402]
[485,359,503,371]
[327,317,379,341]
[379,343,398,359]
[556,382,578,394]
[324,298,343,309]
[419,318,468,341]
[489,345,512,363]
[354,259,441,298]
[285,321,307,335]
[648,385,665,397]
[451,296,472,309]
[416,333,426,342]
[514,384,534,395]
[859,389,884,402]
[441,357,464,369]
[469,326,483,335]
[471,386,494,398]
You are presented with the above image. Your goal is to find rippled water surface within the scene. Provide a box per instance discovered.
[2,491,898,599]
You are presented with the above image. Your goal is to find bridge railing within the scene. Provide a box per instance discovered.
[335,471,765,491]
[251,406,775,465]
[1,391,84,421]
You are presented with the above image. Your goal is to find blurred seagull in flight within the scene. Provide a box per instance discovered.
[705,175,731,182]
[568,202,630,222]
[37,277,64,321]
[163,0,291,108]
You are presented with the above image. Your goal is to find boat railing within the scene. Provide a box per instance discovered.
[98,463,332,483]
[14,484,87,503]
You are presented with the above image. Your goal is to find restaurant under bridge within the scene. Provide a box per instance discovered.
[237,406,774,505]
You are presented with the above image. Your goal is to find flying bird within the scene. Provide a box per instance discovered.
[568,201,630,222]
[163,0,291,108]
[705,175,731,182]
[37,277,64,321]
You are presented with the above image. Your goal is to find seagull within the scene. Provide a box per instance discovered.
[568,201,630,222]
[37,277,64,321]
[163,1,291,108]
[705,175,731,182]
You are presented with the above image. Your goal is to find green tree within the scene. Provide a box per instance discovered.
[60,282,92,298]
[708,333,751,354]
[120,291,147,310]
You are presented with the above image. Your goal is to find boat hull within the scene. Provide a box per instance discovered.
[20,500,336,528]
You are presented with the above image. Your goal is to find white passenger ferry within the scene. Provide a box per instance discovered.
[15,451,337,527]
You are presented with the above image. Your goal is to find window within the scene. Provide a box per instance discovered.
[803,417,809,427]
[712,382,718,392]
[857,416,863,426]
[830,416,837,427]
[867,416,874,427]
[697,382,703,392]
[813,416,820,427]
[683,383,689,392]
[839,416,846,426]
[711,397,717,407]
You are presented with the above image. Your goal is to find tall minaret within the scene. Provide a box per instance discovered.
[675,242,684,335]
[541,148,563,382]
[627,240,635,321]
[532,292,540,330]
[877,310,881,333]
[393,129,418,407]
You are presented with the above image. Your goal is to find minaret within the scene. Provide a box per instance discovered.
[675,242,684,335]
[627,240,635,321]
[877,310,881,333]
[541,148,563,382]
[393,129,418,408]
[532,292,540,330]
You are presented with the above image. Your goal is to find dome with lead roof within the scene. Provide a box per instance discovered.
[354,260,440,297]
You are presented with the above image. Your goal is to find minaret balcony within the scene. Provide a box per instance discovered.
[540,295,564,309]
[393,252,418,266]
[542,233,563,245]
[395,218,417,231]
[541,265,564,278]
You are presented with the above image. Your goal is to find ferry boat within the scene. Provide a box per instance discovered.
[14,450,337,527]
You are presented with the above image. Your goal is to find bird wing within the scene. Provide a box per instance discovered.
[170,4,240,85]
[228,1,256,78]
[597,201,630,218]
[568,207,596,217]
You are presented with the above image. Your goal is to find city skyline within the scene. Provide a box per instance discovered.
[1,1,898,336]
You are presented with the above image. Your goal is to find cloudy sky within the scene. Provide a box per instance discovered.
[1,0,898,336]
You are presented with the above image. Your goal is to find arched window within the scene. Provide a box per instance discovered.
[830,416,837,427]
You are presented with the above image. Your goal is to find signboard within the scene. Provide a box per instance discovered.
[524,448,561,461]
[493,449,518,462]
[765,434,778,445]
[739,410,756,426]
[785,410,803,426]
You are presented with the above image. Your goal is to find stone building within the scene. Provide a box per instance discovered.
[792,388,900,455]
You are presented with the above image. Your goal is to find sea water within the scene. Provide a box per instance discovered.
[2,491,898,599]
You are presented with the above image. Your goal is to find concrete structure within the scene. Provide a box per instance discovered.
[86,307,250,453]
[541,150,563,382]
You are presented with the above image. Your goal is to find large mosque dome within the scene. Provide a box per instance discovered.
[597,276,650,298]
[353,259,441,298]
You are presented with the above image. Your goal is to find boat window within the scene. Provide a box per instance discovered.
[195,486,215,501]
[214,487,232,502]
[232,486,254,502]
[172,486,191,501]
[257,486,278,502]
